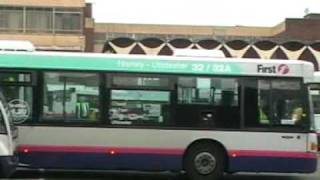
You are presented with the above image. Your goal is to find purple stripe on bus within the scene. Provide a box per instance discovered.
[18,145,318,173]
[228,150,318,159]
[18,152,183,171]
[20,145,318,159]
[18,145,185,155]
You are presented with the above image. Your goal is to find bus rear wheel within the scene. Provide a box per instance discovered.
[184,143,225,180]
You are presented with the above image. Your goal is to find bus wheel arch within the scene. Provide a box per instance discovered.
[183,139,228,180]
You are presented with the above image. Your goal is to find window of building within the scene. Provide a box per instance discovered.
[54,9,82,34]
[43,72,99,122]
[26,8,53,32]
[109,74,171,126]
[95,33,106,42]
[0,6,83,34]
[0,7,23,32]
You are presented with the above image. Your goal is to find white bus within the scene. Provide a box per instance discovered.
[0,40,35,52]
[0,90,18,177]
[308,72,320,151]
[0,51,318,180]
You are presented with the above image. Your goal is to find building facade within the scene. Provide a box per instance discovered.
[95,14,320,70]
[0,0,320,70]
[0,0,94,52]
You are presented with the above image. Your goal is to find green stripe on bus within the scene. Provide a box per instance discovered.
[0,54,241,75]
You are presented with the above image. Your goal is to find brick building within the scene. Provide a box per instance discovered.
[1,0,320,69]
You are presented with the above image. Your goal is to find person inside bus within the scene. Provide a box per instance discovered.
[259,98,270,125]
[274,98,305,126]
[291,102,305,125]
[272,98,287,125]
[292,107,303,124]
[76,96,90,120]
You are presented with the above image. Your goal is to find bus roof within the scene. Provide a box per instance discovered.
[312,72,320,83]
[173,49,225,58]
[0,51,314,81]
[0,40,35,52]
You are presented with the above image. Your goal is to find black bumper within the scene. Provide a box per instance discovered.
[0,155,18,177]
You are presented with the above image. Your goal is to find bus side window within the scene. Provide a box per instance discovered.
[243,80,259,127]
[176,77,240,128]
[108,74,171,126]
[221,90,234,106]
[42,72,100,122]
[0,72,34,124]
[0,106,5,133]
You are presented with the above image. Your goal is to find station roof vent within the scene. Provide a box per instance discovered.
[173,49,225,58]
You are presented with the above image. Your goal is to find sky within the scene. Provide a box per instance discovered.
[88,0,320,27]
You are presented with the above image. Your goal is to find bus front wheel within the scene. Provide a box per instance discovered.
[184,143,225,180]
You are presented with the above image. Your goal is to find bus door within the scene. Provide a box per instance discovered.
[309,83,320,151]
[231,78,317,173]
[243,78,316,152]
